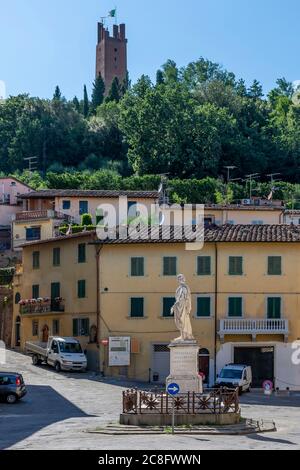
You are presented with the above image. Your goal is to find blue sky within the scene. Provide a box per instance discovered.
[1,0,299,99]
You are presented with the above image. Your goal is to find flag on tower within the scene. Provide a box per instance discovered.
[108,9,117,18]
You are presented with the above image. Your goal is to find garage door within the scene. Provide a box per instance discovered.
[152,344,170,384]
[234,346,274,388]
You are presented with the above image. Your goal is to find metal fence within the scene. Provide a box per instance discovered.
[123,388,239,415]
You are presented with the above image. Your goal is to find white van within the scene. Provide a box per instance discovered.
[216,364,252,393]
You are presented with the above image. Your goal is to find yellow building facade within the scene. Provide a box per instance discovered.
[12,225,300,389]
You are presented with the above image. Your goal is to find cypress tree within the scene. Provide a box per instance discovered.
[91,75,105,113]
[53,85,62,101]
[83,85,89,118]
[106,77,121,103]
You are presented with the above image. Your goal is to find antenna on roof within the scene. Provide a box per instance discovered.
[24,156,38,173]
[245,173,260,199]
[224,166,237,183]
[266,173,281,201]
[158,173,170,206]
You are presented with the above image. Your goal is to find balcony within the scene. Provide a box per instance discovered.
[19,298,65,315]
[219,318,289,342]
[14,210,72,222]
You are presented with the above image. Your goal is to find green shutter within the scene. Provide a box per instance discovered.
[197,256,211,275]
[267,297,281,319]
[163,297,175,317]
[268,256,281,275]
[81,318,90,336]
[130,298,144,317]
[32,285,39,299]
[197,297,211,317]
[53,248,60,266]
[131,257,144,276]
[51,282,60,299]
[163,257,177,276]
[73,319,79,336]
[78,280,86,298]
[78,244,86,263]
[229,257,243,275]
[228,297,242,317]
[32,251,40,269]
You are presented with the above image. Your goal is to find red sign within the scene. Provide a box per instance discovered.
[262,380,273,391]
[199,372,206,381]
[101,339,109,346]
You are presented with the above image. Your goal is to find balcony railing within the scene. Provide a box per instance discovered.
[219,318,289,341]
[19,299,65,315]
[14,210,72,222]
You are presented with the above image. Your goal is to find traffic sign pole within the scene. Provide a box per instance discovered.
[166,382,180,435]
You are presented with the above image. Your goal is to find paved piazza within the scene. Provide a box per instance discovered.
[1,350,300,450]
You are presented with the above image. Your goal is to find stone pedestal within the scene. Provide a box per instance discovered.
[166,341,203,393]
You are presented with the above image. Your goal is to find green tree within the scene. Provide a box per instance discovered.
[106,77,121,103]
[53,86,62,101]
[83,85,89,118]
[91,75,105,113]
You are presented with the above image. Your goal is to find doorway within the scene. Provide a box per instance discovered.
[234,346,274,388]
[199,348,210,385]
[15,316,21,347]
[42,325,49,343]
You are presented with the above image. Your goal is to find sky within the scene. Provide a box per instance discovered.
[1,0,300,100]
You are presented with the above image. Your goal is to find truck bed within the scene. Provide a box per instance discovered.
[25,341,48,358]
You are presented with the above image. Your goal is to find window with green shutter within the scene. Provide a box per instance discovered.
[163,257,177,276]
[130,298,144,317]
[228,297,243,317]
[32,251,40,269]
[197,256,211,275]
[78,244,86,263]
[131,257,144,276]
[51,282,60,299]
[32,284,39,299]
[52,319,60,335]
[53,247,61,266]
[162,297,175,317]
[73,318,89,336]
[229,256,243,275]
[78,280,86,298]
[267,297,281,319]
[197,297,211,317]
[268,256,282,275]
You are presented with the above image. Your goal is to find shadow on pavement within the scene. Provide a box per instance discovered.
[0,385,94,449]
[246,433,297,446]
[240,392,300,408]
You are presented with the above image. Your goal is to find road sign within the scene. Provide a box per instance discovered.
[167,382,180,396]
[199,372,206,381]
[101,339,109,346]
[263,380,273,395]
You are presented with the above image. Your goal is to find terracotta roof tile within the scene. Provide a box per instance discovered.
[19,189,159,199]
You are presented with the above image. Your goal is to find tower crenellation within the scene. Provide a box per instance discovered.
[96,22,127,95]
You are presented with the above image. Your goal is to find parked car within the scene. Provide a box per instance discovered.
[0,372,27,404]
[26,336,87,372]
[215,364,252,394]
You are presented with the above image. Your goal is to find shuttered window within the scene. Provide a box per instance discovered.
[197,297,211,317]
[51,282,60,299]
[78,280,86,299]
[268,256,282,275]
[197,256,211,275]
[163,257,177,276]
[32,284,39,299]
[130,298,144,317]
[228,297,243,317]
[162,297,175,317]
[267,297,281,319]
[53,247,61,266]
[78,244,86,263]
[229,256,243,275]
[32,251,40,269]
[73,318,89,336]
[131,257,144,276]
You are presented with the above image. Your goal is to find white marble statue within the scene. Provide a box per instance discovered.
[171,274,195,342]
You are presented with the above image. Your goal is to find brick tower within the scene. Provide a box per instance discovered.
[96,22,127,95]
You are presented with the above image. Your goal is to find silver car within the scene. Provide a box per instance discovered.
[0,372,27,404]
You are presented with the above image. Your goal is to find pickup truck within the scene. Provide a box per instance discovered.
[26,336,87,372]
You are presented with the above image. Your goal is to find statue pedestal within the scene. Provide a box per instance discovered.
[166,341,203,394]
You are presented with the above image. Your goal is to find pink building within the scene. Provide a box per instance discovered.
[0,177,32,227]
